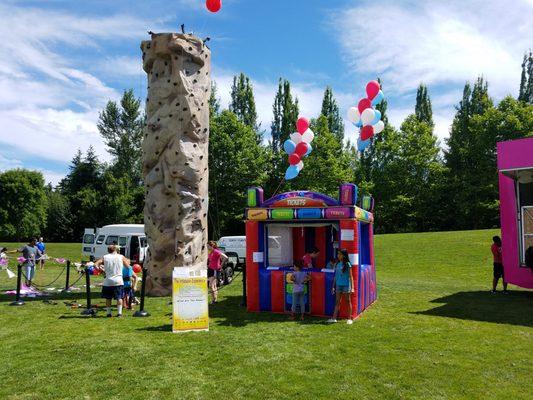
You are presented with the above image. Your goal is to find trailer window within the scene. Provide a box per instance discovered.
[119,236,127,246]
[83,234,95,244]
[518,181,533,265]
[96,235,105,245]
[105,235,119,245]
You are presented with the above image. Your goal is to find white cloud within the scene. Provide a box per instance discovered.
[333,0,532,97]
[0,3,160,165]
[332,0,533,140]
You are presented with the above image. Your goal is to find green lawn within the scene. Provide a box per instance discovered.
[0,229,532,400]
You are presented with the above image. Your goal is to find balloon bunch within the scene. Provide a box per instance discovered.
[347,81,385,152]
[206,0,222,12]
[283,117,315,180]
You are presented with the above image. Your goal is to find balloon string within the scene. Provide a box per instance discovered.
[272,178,286,198]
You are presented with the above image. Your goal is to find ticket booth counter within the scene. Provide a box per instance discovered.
[244,184,377,319]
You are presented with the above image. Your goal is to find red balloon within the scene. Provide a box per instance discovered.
[366,80,380,100]
[358,98,372,114]
[206,0,222,12]
[295,142,309,157]
[133,264,142,273]
[296,117,309,134]
[361,125,374,141]
[288,153,301,165]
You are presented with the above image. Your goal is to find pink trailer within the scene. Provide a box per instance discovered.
[497,137,533,289]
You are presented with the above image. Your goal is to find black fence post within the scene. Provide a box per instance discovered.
[133,267,150,317]
[9,264,25,306]
[241,264,247,307]
[81,267,95,316]
[62,260,71,293]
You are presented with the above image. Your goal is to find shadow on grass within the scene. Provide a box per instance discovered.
[138,324,173,332]
[414,290,533,327]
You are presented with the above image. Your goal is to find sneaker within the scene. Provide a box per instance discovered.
[326,318,337,323]
[346,319,353,325]
[106,314,112,318]
[503,290,510,295]
[116,314,123,318]
[490,290,497,294]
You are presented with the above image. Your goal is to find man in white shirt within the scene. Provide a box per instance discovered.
[95,245,130,317]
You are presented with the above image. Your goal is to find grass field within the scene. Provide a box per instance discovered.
[0,229,532,400]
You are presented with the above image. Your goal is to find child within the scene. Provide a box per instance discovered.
[290,260,310,320]
[0,247,7,270]
[328,249,354,325]
[302,247,320,269]
[491,236,508,294]
[122,262,138,309]
[325,257,336,270]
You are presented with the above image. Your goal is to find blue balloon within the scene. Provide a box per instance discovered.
[355,119,363,128]
[285,165,300,180]
[370,110,381,126]
[283,139,296,155]
[371,90,384,106]
[304,143,313,157]
[357,138,371,152]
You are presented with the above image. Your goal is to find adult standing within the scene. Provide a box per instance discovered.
[36,237,46,270]
[207,241,228,304]
[95,245,129,317]
[14,238,40,286]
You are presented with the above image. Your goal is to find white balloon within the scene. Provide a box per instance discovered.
[346,107,360,123]
[290,132,302,144]
[301,128,315,143]
[361,108,375,126]
[373,120,385,134]
[296,161,304,171]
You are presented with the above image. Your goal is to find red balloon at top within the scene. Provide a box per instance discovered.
[296,117,309,134]
[206,0,222,13]
[366,80,380,100]
[358,98,372,114]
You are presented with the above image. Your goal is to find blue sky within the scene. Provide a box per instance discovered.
[0,0,532,185]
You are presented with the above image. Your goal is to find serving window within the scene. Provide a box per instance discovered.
[518,181,533,266]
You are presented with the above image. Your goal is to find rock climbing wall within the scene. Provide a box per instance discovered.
[140,33,211,296]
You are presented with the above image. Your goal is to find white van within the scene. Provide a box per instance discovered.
[217,236,246,265]
[82,224,147,263]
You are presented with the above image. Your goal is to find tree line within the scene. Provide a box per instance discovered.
[1,52,532,241]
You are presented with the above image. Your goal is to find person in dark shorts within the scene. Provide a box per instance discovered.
[95,245,130,317]
[491,236,508,294]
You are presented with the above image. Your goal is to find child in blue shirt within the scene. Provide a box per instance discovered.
[122,263,138,310]
[327,249,353,325]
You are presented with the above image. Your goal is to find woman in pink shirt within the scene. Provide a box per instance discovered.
[208,240,228,304]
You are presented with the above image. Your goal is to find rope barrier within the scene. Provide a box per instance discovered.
[24,268,65,289]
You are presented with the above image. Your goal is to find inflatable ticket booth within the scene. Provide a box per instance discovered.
[497,138,533,289]
[244,183,377,319]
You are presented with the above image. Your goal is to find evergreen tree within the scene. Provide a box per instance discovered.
[229,73,258,130]
[97,89,143,185]
[209,81,221,117]
[415,83,434,126]
[445,77,495,229]
[320,86,344,141]
[270,78,299,153]
[526,51,533,104]
[519,52,528,102]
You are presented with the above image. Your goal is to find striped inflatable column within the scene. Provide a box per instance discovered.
[310,272,325,316]
[245,221,260,312]
[370,223,377,302]
[293,227,305,261]
[270,270,285,313]
[339,219,358,319]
